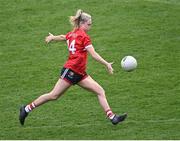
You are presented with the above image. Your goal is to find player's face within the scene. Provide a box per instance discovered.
[83,19,92,32]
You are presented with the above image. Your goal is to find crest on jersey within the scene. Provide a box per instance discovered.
[69,33,77,38]
[69,71,74,76]
[68,71,74,79]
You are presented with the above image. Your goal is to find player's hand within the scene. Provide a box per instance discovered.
[106,62,114,74]
[45,33,54,43]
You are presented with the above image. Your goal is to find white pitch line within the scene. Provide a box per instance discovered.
[1,119,180,130]
[126,118,180,123]
[144,0,180,5]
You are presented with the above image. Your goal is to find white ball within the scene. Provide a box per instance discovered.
[121,56,137,71]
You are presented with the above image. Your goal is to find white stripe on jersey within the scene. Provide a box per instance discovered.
[84,44,93,50]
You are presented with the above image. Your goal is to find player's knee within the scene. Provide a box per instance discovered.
[48,92,59,100]
[50,95,59,100]
[97,87,105,97]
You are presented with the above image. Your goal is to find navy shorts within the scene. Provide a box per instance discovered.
[60,67,87,85]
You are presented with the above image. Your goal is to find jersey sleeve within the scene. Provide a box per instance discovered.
[83,35,92,49]
[65,32,70,40]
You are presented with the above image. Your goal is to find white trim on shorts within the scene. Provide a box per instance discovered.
[61,68,69,79]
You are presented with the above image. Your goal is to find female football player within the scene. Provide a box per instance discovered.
[19,9,127,125]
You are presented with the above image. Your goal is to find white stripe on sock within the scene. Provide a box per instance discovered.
[109,114,115,120]
[32,102,35,108]
[28,105,32,111]
[25,106,30,113]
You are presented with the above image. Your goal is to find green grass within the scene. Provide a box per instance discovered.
[0,0,180,139]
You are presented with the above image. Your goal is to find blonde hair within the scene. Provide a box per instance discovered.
[69,9,91,28]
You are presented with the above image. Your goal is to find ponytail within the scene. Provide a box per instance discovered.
[69,9,91,28]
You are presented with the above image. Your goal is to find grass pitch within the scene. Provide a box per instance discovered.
[0,0,180,139]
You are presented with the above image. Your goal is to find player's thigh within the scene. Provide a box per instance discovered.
[50,78,71,97]
[78,76,104,95]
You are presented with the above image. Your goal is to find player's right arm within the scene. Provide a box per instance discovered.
[45,33,66,43]
[87,45,114,74]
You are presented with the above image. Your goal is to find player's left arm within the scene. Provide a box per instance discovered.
[87,45,114,74]
[45,33,66,43]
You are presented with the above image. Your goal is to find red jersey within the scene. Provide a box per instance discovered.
[64,28,92,75]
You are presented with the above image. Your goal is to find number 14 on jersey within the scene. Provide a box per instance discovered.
[67,40,76,54]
